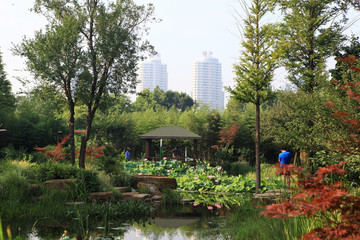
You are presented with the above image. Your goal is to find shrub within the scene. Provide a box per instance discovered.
[260,162,360,239]
[31,162,102,192]
[228,161,254,176]
[0,169,29,202]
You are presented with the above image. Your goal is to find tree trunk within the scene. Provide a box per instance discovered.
[255,102,261,193]
[69,101,76,165]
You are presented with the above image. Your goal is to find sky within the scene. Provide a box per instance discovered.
[1,0,359,105]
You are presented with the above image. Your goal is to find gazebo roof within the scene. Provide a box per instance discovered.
[140,126,202,140]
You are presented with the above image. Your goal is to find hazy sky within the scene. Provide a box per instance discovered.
[1,0,359,104]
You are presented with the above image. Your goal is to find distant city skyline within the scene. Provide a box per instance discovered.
[192,52,224,110]
[0,0,359,107]
[137,56,168,92]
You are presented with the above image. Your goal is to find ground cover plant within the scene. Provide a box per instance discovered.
[121,158,283,206]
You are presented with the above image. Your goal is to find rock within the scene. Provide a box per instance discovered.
[133,175,177,190]
[65,201,85,206]
[89,191,114,202]
[137,182,162,196]
[113,186,130,193]
[151,195,162,201]
[43,179,73,192]
[121,192,150,201]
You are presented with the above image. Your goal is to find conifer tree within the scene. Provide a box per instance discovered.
[0,49,15,127]
[229,0,279,192]
[278,0,355,93]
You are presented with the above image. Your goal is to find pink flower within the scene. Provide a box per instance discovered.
[144,158,148,161]
[215,179,219,183]
[163,157,167,160]
[207,206,213,210]
[194,177,198,180]
[214,204,222,209]
[167,169,171,173]
[208,175,214,179]
[138,173,143,175]
[193,203,199,206]
[217,167,222,171]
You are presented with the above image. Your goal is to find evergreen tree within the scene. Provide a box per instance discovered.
[229,0,279,192]
[278,0,354,93]
[0,49,15,128]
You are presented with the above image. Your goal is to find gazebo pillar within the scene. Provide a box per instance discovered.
[193,139,198,159]
[145,139,152,159]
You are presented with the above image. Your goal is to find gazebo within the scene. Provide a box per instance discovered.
[140,126,202,160]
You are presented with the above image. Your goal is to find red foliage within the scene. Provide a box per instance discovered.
[35,134,104,163]
[212,123,241,149]
[260,162,360,239]
[260,56,360,239]
[325,57,360,154]
[75,144,104,161]
[35,135,70,162]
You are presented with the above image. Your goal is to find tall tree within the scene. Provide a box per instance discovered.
[277,0,354,93]
[15,0,156,168]
[133,86,194,112]
[229,0,279,192]
[330,36,360,85]
[0,48,16,128]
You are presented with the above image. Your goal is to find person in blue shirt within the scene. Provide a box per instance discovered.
[125,147,131,161]
[279,147,291,188]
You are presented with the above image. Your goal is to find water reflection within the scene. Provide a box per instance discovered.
[2,204,229,240]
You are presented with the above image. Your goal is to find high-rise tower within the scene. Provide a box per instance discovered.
[192,52,224,110]
[138,56,168,92]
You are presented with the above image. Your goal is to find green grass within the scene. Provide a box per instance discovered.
[226,200,321,240]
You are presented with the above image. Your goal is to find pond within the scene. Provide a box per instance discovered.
[2,203,231,240]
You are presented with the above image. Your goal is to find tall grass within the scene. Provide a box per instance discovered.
[245,163,280,180]
[226,200,321,240]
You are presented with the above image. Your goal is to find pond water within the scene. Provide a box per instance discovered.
[2,204,231,240]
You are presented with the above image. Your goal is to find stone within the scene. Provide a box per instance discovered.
[137,182,162,196]
[89,191,114,202]
[114,186,130,193]
[133,175,177,190]
[151,195,162,201]
[121,192,150,201]
[65,202,85,206]
[43,179,73,192]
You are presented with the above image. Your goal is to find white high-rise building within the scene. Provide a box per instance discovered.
[192,52,224,110]
[137,56,168,92]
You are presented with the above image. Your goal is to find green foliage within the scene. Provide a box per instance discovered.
[133,86,195,112]
[330,36,360,85]
[226,201,321,240]
[15,0,157,168]
[311,151,360,186]
[0,169,29,203]
[122,160,281,196]
[0,146,28,161]
[223,161,254,176]
[0,48,16,130]
[161,188,182,205]
[277,0,350,92]
[230,0,279,105]
[31,162,102,192]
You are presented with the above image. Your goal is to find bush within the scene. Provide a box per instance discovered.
[0,145,27,161]
[0,169,29,202]
[311,150,360,186]
[31,162,102,192]
[222,161,254,176]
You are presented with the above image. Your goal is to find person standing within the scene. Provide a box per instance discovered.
[125,147,131,161]
[171,146,181,160]
[279,147,291,188]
